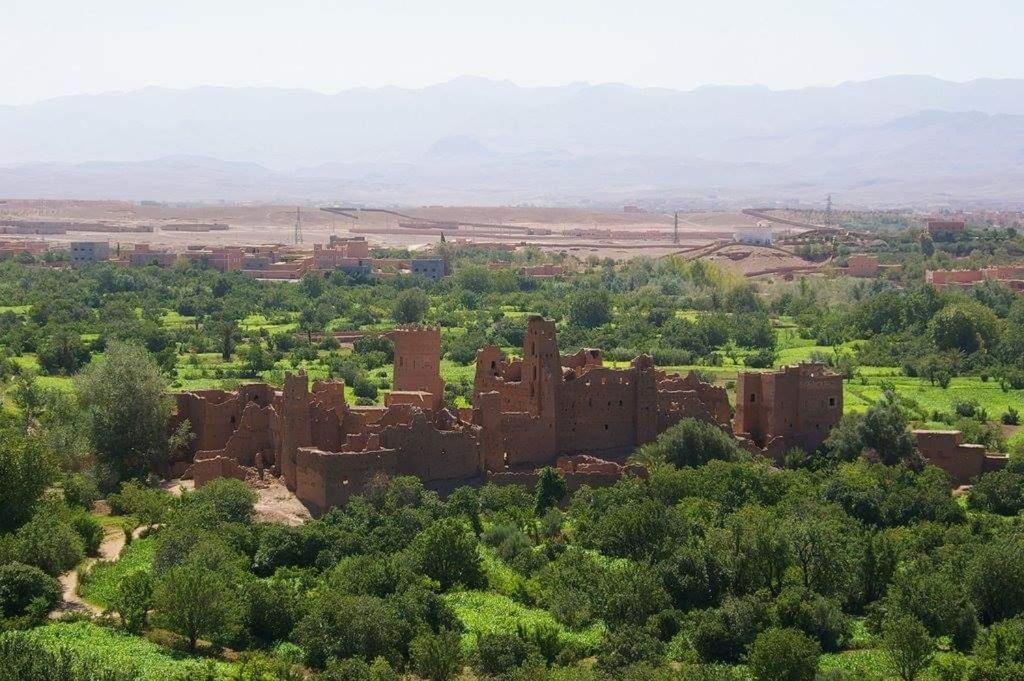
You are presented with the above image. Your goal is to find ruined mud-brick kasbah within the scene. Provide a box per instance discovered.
[168,316,1006,516]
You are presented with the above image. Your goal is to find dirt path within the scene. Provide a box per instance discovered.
[51,524,126,618]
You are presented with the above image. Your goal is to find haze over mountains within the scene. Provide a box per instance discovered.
[2,75,1023,207]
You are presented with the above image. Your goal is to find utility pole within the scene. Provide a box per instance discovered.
[825,194,833,227]
[294,206,303,244]
[673,211,679,245]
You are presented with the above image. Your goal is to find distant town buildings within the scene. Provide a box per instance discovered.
[847,254,880,278]
[410,258,446,281]
[926,219,966,239]
[926,265,1024,292]
[70,241,111,267]
[734,222,774,246]
[0,239,49,260]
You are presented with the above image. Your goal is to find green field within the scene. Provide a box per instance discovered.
[443,590,605,653]
[79,536,156,609]
[18,622,230,680]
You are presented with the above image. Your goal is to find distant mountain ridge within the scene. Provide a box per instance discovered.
[2,76,1024,206]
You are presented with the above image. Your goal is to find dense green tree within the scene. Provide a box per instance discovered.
[568,288,611,328]
[154,565,237,652]
[392,289,429,324]
[111,570,154,634]
[746,628,820,681]
[13,512,84,577]
[824,391,915,465]
[534,466,566,516]
[969,459,1024,515]
[966,537,1024,625]
[634,418,744,468]
[0,421,55,533]
[882,614,934,681]
[410,629,462,681]
[295,592,408,668]
[411,518,485,591]
[0,562,62,617]
[595,559,670,628]
[76,341,171,486]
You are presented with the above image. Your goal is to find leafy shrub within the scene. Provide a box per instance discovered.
[474,632,533,676]
[774,587,850,653]
[14,513,85,576]
[68,510,105,556]
[107,481,173,526]
[410,629,462,681]
[747,627,820,681]
[596,624,665,671]
[635,417,745,469]
[0,562,62,617]
[62,473,100,509]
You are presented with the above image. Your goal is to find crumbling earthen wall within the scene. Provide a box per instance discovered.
[473,316,730,470]
[914,430,1008,486]
[172,384,278,454]
[190,455,248,486]
[295,446,398,516]
[381,411,481,482]
[194,401,279,468]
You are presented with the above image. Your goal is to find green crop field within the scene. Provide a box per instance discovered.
[443,590,605,653]
[844,370,1024,416]
[19,622,231,680]
[79,536,156,608]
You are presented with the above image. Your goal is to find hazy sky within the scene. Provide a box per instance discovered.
[3,0,1021,105]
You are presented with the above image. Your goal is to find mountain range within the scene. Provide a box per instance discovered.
[2,75,1023,207]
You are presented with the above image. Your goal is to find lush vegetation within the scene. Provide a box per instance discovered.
[2,237,1024,678]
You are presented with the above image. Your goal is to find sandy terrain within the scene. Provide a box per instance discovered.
[681,243,818,276]
[0,200,764,258]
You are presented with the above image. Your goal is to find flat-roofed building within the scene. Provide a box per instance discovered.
[70,241,110,267]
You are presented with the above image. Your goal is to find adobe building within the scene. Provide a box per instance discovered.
[847,254,879,278]
[472,316,731,471]
[927,219,966,239]
[410,258,446,281]
[734,363,843,460]
[914,430,1008,486]
[926,265,1024,292]
[169,318,730,515]
[385,325,445,412]
[312,236,372,275]
[0,239,49,260]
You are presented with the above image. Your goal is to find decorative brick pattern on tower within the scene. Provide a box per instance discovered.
[734,363,842,460]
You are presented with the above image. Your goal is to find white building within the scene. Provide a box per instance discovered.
[734,222,774,246]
